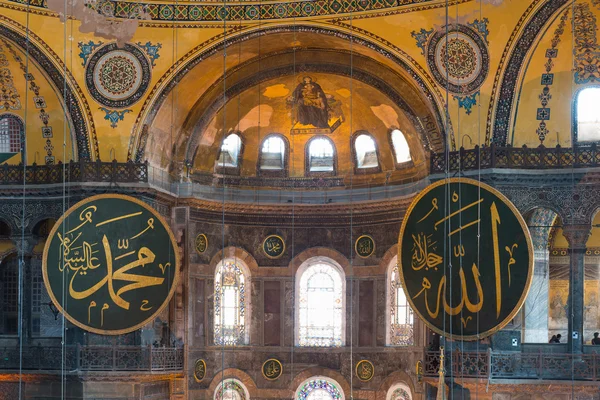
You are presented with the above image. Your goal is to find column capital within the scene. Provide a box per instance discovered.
[561,224,590,250]
[9,235,36,256]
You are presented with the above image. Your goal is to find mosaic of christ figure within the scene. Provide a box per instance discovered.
[289,76,330,128]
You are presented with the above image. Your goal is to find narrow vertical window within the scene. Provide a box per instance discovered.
[389,260,414,345]
[214,260,249,345]
[390,129,411,164]
[576,88,600,142]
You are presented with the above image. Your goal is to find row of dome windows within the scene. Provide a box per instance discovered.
[216,130,413,174]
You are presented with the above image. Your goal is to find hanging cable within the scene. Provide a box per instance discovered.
[349,9,355,400]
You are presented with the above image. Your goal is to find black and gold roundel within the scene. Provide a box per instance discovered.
[355,235,375,258]
[195,233,208,254]
[42,194,180,335]
[398,178,533,340]
[355,360,374,382]
[261,358,283,381]
[263,235,285,259]
[194,359,206,382]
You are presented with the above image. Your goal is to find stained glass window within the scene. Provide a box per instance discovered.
[355,134,378,168]
[297,262,344,347]
[214,260,248,345]
[296,377,343,400]
[390,129,411,164]
[217,133,242,167]
[387,384,412,400]
[577,87,600,142]
[389,261,414,346]
[214,379,248,400]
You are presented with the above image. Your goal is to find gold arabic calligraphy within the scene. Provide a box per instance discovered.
[57,207,164,327]
[409,194,518,326]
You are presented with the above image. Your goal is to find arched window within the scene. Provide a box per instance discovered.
[354,133,378,169]
[214,379,249,400]
[260,135,286,170]
[387,257,414,346]
[0,254,18,335]
[386,383,412,400]
[217,133,242,168]
[307,137,335,173]
[296,259,345,347]
[296,376,345,400]
[390,130,411,164]
[576,87,600,142]
[0,114,23,156]
[214,259,250,345]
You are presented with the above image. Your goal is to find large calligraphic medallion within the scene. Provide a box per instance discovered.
[194,359,206,382]
[355,235,375,258]
[263,235,285,259]
[355,360,375,382]
[195,233,208,255]
[398,178,533,340]
[42,194,180,335]
[261,358,283,381]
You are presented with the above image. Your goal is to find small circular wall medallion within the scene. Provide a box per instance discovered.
[194,359,206,382]
[355,359,374,382]
[85,43,151,108]
[355,235,375,258]
[195,233,208,255]
[263,234,285,259]
[261,358,283,381]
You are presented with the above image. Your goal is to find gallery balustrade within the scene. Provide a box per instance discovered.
[0,345,182,372]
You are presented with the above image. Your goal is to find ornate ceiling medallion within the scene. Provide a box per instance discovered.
[426,24,489,95]
[85,43,151,108]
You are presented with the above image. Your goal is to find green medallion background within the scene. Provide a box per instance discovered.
[398,179,533,339]
[43,194,180,335]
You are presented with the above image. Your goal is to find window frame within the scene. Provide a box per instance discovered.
[387,128,413,169]
[386,256,414,346]
[213,258,251,346]
[215,132,244,175]
[351,131,381,174]
[213,378,250,400]
[386,383,412,400]
[305,136,337,177]
[257,133,289,177]
[295,257,346,347]
[573,86,600,146]
[0,113,25,162]
[295,376,345,400]
[0,253,19,336]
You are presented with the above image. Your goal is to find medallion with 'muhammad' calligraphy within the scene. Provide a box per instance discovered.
[42,194,180,335]
[398,179,533,339]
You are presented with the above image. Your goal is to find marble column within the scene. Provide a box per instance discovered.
[524,249,550,343]
[562,224,590,353]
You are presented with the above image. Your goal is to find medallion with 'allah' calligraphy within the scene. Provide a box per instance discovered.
[398,179,533,339]
[42,194,180,335]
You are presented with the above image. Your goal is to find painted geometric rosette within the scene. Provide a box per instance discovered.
[426,24,489,95]
[85,43,151,108]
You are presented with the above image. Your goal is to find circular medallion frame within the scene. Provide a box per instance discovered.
[355,359,375,382]
[195,233,208,255]
[397,178,533,340]
[194,359,207,382]
[85,43,151,108]
[42,194,181,335]
[426,24,489,95]
[263,234,286,259]
[261,358,283,381]
[355,234,376,258]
